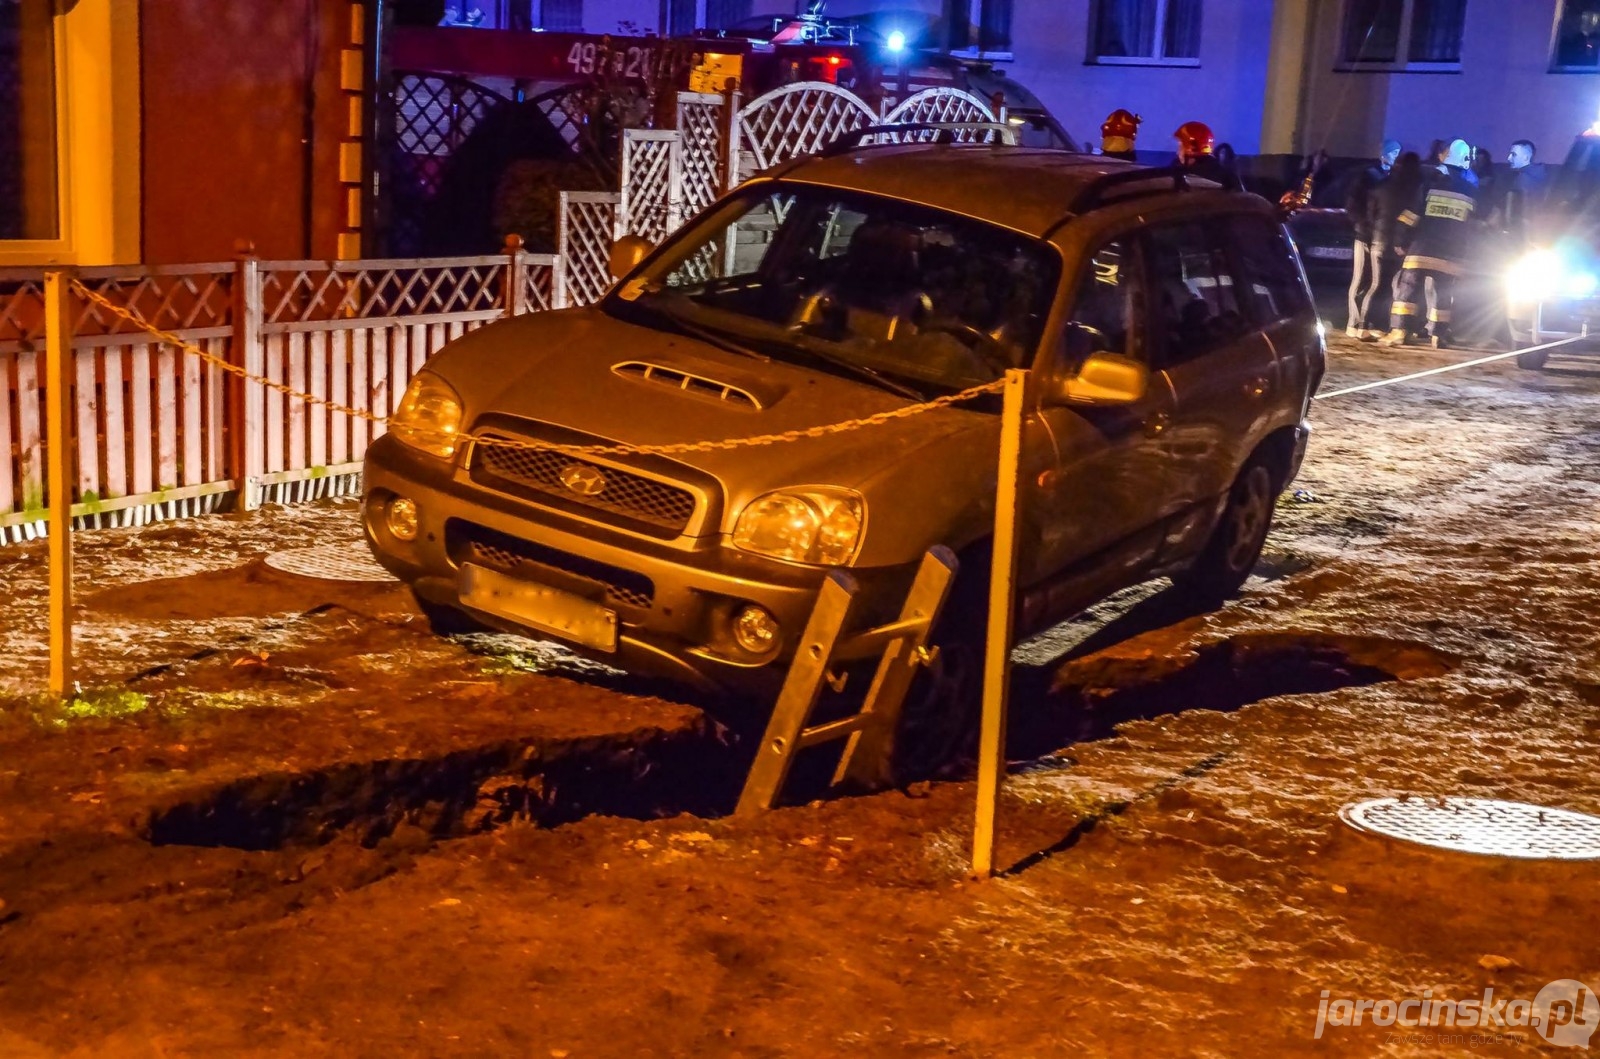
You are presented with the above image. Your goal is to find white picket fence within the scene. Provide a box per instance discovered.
[0,246,559,542]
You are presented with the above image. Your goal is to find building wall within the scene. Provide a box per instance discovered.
[1300,0,1595,161]
[1001,0,1277,154]
[140,0,351,263]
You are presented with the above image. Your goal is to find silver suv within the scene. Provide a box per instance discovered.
[363,147,1323,721]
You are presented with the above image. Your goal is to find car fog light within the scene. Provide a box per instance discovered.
[732,605,780,655]
[386,496,419,541]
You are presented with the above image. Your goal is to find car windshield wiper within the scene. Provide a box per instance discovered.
[624,293,925,401]
[783,342,927,401]
[624,296,770,362]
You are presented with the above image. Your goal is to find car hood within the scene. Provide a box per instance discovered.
[425,308,1002,551]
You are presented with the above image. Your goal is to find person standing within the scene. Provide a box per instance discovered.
[1346,139,1402,338]
[1501,140,1547,240]
[1173,121,1234,185]
[1382,140,1479,349]
[1357,150,1423,341]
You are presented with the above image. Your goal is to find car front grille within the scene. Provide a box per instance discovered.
[472,434,698,537]
[447,521,654,611]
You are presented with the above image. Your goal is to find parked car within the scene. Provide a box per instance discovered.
[1285,206,1357,285]
[1507,135,1600,365]
[362,145,1323,763]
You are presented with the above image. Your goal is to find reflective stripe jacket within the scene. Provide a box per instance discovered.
[1397,166,1479,269]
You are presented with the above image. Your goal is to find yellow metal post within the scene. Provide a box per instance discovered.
[44,271,74,696]
[973,368,1030,878]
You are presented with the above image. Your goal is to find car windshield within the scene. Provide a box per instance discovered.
[605,183,1061,397]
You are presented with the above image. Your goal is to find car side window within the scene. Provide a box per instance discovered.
[1065,238,1138,364]
[1228,215,1314,325]
[1144,222,1249,366]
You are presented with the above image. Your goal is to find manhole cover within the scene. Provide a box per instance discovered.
[1340,797,1600,860]
[264,541,398,583]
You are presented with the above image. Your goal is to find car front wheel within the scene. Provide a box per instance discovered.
[1175,460,1277,604]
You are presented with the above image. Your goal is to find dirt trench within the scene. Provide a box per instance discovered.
[137,628,1456,855]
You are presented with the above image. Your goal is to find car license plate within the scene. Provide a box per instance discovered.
[458,563,618,653]
[1305,246,1353,260]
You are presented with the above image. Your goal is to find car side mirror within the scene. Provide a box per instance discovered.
[609,235,654,280]
[1049,351,1150,406]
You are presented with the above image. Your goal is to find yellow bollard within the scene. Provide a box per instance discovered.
[973,368,1029,878]
[44,271,74,696]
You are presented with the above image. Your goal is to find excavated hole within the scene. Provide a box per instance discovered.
[146,720,743,851]
[144,632,1458,850]
[1011,631,1458,757]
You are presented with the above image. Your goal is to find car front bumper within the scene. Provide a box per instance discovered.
[361,436,916,694]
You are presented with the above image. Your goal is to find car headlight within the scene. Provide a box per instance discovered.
[732,488,864,566]
[1504,249,1597,304]
[390,372,463,458]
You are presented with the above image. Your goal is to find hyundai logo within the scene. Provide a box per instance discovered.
[559,463,608,496]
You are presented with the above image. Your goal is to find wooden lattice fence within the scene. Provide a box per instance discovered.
[0,248,559,542]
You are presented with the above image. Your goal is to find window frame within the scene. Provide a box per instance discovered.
[1335,0,1466,74]
[1136,217,1252,370]
[944,0,1014,61]
[1551,0,1600,73]
[0,0,141,266]
[660,0,752,35]
[1217,214,1314,329]
[0,1,67,262]
[1061,233,1147,366]
[1087,0,1203,69]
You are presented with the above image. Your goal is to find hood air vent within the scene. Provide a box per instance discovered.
[612,361,765,411]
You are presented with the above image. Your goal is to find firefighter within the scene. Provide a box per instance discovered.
[1174,121,1232,185]
[1381,139,1479,349]
[1101,109,1141,161]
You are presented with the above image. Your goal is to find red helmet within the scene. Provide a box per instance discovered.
[1174,120,1215,157]
[1100,109,1141,140]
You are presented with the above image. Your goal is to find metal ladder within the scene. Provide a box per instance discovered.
[735,546,959,816]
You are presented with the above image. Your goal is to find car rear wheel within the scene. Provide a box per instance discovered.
[1175,460,1278,604]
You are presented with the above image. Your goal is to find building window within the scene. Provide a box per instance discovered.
[663,0,750,35]
[538,0,583,31]
[944,0,1012,56]
[1339,0,1467,68]
[1553,0,1600,70]
[1090,0,1202,66]
[0,0,59,241]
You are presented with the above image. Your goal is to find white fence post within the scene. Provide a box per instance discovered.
[503,234,528,317]
[231,242,265,512]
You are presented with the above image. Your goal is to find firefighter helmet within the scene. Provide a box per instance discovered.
[1174,121,1216,159]
[1101,109,1141,140]
[1101,109,1141,157]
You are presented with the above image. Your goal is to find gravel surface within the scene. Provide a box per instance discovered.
[0,333,1596,1057]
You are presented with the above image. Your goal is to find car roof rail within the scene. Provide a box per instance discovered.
[819,122,1020,157]
[1065,163,1244,214]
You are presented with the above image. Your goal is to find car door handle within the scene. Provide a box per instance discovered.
[1242,376,1270,399]
[1143,411,1171,437]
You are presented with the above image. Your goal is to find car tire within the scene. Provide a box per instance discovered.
[1174,459,1278,605]
[412,589,488,636]
[1517,349,1550,370]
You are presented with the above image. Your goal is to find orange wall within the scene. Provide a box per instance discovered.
[140,0,350,263]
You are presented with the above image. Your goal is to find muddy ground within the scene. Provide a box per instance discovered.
[0,333,1597,1057]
